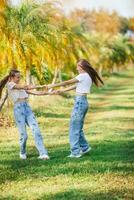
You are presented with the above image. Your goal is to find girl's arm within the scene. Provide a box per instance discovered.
[26,90,53,96]
[13,84,47,90]
[40,78,78,89]
[53,85,76,94]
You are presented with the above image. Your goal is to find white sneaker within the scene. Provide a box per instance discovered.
[20,153,27,160]
[67,154,82,158]
[81,147,92,155]
[38,154,50,160]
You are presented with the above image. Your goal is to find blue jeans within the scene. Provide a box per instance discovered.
[69,96,90,155]
[14,102,48,156]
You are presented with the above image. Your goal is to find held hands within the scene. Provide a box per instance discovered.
[24,84,63,95]
[50,90,63,95]
[37,85,48,90]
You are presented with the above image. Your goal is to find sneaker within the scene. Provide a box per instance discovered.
[20,153,27,160]
[81,147,92,155]
[67,154,82,158]
[38,154,50,160]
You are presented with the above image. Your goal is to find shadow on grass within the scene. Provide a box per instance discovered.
[104,91,134,96]
[0,138,133,185]
[112,72,134,79]
[92,82,132,94]
[38,188,134,200]
[34,109,70,118]
[90,105,134,112]
[92,117,134,123]
[0,196,21,200]
[34,104,134,117]
[1,188,133,200]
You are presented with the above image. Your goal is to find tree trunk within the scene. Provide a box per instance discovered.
[26,66,32,85]
[49,68,58,92]
[0,90,8,112]
[52,68,58,84]
[58,69,62,82]
[58,69,64,89]
[98,65,103,76]
[113,65,118,73]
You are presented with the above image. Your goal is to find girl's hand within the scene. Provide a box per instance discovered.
[39,85,48,90]
[48,90,57,95]
[51,90,63,95]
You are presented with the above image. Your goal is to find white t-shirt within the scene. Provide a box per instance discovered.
[6,82,29,103]
[75,73,92,94]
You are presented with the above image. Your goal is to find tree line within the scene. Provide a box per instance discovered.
[0,0,134,86]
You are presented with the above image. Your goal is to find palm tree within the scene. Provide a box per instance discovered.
[1,1,61,84]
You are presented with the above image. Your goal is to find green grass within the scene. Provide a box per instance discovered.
[0,69,134,200]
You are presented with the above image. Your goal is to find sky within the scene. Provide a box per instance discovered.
[11,0,134,17]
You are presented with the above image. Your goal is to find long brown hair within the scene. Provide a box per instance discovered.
[0,69,20,98]
[77,59,104,86]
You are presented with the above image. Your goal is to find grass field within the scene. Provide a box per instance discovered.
[0,69,134,200]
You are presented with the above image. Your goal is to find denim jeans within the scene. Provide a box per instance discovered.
[69,96,90,155]
[14,102,48,156]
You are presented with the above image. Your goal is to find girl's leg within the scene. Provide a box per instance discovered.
[14,103,28,155]
[69,97,85,155]
[79,109,90,152]
[69,113,82,155]
[69,97,89,156]
[79,129,89,152]
[25,103,48,156]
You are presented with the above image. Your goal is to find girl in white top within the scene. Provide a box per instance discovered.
[0,69,53,160]
[44,59,104,158]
